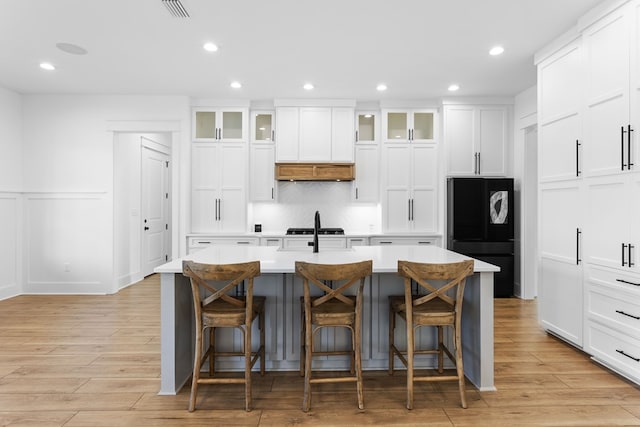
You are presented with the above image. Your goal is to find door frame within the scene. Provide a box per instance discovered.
[109,120,181,293]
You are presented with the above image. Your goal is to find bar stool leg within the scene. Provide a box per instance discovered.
[189,325,203,412]
[438,325,444,373]
[209,327,215,376]
[406,325,415,410]
[244,326,252,411]
[260,307,266,375]
[388,302,395,375]
[300,303,305,377]
[303,324,313,412]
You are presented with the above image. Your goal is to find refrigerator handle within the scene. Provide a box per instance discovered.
[408,199,411,221]
[477,152,481,175]
[576,228,582,265]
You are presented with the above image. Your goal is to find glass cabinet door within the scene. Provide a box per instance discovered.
[412,111,434,141]
[195,111,217,139]
[386,112,408,141]
[253,112,274,142]
[357,113,376,143]
[221,111,244,140]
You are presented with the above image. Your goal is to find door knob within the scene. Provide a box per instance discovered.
[144,226,150,231]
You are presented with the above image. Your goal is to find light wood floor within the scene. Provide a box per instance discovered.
[2,275,640,426]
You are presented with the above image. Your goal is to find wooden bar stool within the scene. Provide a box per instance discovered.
[295,260,372,412]
[182,260,265,412]
[388,259,474,409]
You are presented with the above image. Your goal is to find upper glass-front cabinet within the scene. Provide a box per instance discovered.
[356,112,378,143]
[251,111,275,143]
[193,108,247,142]
[383,109,436,143]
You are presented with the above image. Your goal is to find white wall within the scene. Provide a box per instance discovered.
[513,86,538,299]
[21,95,189,294]
[0,86,23,299]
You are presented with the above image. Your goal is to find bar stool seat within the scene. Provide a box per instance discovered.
[182,260,265,412]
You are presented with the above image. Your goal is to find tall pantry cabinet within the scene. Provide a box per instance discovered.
[191,107,249,233]
[537,0,640,383]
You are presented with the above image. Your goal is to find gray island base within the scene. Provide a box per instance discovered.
[155,245,499,395]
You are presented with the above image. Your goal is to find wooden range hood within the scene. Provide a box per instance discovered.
[275,162,355,181]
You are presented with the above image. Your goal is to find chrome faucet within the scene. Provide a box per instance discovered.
[313,210,320,253]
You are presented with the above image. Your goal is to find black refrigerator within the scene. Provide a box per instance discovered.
[447,178,514,297]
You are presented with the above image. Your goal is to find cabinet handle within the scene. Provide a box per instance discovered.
[355,130,359,142]
[629,125,634,170]
[616,278,640,286]
[217,198,221,221]
[478,152,481,175]
[622,126,627,170]
[408,199,411,221]
[271,187,274,200]
[379,241,393,244]
[616,349,640,362]
[575,140,581,176]
[236,241,251,245]
[411,199,414,221]
[355,188,359,200]
[351,239,363,242]
[623,243,628,267]
[576,228,582,265]
[272,129,275,142]
[418,241,432,245]
[629,244,635,267]
[197,241,212,245]
[616,310,640,320]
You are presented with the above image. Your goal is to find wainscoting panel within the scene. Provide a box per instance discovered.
[25,192,110,294]
[0,193,20,300]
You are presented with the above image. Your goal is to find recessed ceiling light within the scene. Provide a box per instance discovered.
[39,62,55,71]
[203,42,218,52]
[448,84,460,91]
[56,42,87,55]
[230,81,242,89]
[376,84,387,91]
[364,114,373,118]
[489,46,505,56]
[303,83,314,90]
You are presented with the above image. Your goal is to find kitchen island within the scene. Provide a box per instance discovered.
[154,245,499,395]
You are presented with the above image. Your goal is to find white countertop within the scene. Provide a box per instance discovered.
[155,245,500,274]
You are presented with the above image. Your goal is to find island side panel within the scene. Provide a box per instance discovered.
[159,272,194,395]
[461,271,495,391]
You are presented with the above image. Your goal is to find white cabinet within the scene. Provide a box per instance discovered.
[353,145,379,202]
[249,144,276,201]
[382,109,436,143]
[355,111,378,144]
[582,3,636,179]
[192,108,247,143]
[538,40,583,183]
[536,0,640,369]
[538,181,584,347]
[275,105,355,162]
[444,104,510,177]
[191,143,247,233]
[537,37,586,347]
[381,143,438,233]
[250,110,276,201]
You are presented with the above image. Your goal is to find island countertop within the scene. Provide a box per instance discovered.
[154,244,500,274]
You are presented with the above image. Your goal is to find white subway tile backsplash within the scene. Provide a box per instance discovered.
[249,181,380,233]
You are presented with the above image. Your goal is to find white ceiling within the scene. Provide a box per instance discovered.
[0,0,603,101]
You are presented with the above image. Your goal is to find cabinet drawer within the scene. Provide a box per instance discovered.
[187,237,259,253]
[586,264,640,292]
[282,237,347,250]
[370,237,438,246]
[587,321,640,383]
[588,285,640,336]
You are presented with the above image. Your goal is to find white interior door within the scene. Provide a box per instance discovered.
[142,144,170,276]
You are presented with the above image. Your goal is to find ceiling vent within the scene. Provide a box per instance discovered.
[162,0,190,18]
